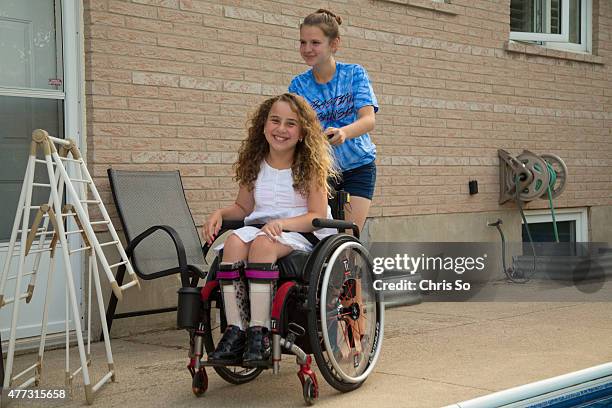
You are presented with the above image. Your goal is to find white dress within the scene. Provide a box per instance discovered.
[218,160,336,252]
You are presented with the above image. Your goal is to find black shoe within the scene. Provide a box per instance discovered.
[207,325,246,365]
[242,326,271,367]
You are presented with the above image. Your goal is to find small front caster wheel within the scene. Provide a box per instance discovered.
[192,368,208,397]
[303,376,317,405]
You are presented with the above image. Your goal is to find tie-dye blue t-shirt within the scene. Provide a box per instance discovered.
[289,62,378,171]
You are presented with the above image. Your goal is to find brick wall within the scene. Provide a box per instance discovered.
[84,0,612,227]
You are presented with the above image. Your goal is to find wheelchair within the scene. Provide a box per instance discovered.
[177,191,384,405]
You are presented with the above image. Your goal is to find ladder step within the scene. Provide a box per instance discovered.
[70,246,91,254]
[69,178,91,184]
[99,240,119,247]
[42,212,87,218]
[65,229,84,235]
[90,221,110,226]
[25,248,51,255]
[41,213,76,218]
[59,156,82,163]
[19,227,46,234]
[8,271,36,281]
[2,293,29,305]
[109,260,128,269]
[32,183,51,187]
[120,280,139,290]
[30,231,51,237]
[92,371,114,393]
[28,206,41,210]
[12,363,39,382]
[71,365,84,378]
[35,159,56,165]
[80,200,100,204]
[12,247,51,256]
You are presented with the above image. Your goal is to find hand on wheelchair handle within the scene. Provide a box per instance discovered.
[324,127,347,146]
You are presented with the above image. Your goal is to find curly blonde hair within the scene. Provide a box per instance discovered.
[234,93,338,197]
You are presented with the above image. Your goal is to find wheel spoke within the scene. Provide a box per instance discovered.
[339,319,353,354]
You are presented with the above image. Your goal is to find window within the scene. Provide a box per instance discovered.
[523,219,576,242]
[510,0,592,53]
[522,208,588,242]
[522,208,588,257]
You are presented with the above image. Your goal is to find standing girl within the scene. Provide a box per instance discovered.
[290,9,378,233]
[202,93,337,366]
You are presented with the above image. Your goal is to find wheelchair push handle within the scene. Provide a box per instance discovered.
[312,218,359,239]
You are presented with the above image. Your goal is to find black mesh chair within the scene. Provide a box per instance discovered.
[103,169,208,338]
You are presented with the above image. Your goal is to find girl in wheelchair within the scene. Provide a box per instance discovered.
[202,93,338,367]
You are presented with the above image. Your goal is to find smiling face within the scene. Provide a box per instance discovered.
[299,25,338,67]
[264,100,302,155]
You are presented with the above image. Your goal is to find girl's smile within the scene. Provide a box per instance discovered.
[264,101,302,154]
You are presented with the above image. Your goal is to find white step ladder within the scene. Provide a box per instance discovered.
[0,129,140,405]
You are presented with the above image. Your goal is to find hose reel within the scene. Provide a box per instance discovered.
[494,149,569,282]
[498,149,568,204]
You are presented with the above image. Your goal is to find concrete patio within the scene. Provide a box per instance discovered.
[4,301,612,407]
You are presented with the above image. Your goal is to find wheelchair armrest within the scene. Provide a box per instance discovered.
[221,219,245,230]
[312,218,360,239]
[126,225,197,287]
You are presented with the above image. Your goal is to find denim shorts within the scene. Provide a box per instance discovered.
[331,161,377,200]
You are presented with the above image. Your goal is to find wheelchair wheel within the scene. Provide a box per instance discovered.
[202,281,263,384]
[192,368,208,396]
[307,234,384,392]
[302,376,317,405]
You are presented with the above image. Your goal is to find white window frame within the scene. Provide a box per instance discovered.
[546,0,592,53]
[510,0,570,42]
[510,0,592,53]
[522,208,588,242]
[61,0,84,151]
[0,0,82,143]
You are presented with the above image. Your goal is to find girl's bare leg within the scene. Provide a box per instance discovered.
[345,195,371,235]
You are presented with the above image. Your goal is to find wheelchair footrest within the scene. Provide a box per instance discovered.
[200,359,273,369]
[243,359,273,369]
[200,359,243,367]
